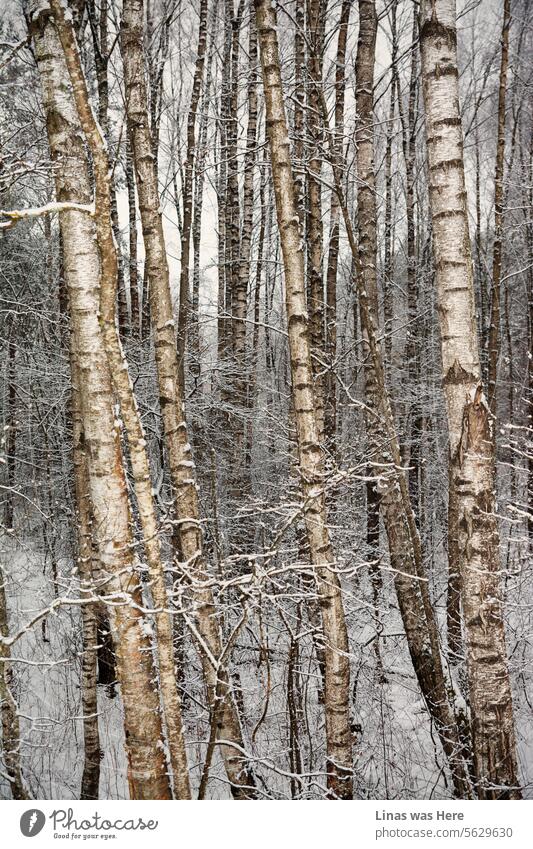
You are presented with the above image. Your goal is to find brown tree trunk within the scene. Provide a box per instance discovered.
[71,373,101,801]
[231,2,258,498]
[125,135,139,336]
[355,0,385,639]
[400,5,422,515]
[3,331,16,531]
[293,0,305,219]
[324,0,351,461]
[0,564,27,799]
[176,0,209,391]
[217,13,231,360]
[190,6,216,370]
[306,0,326,442]
[51,0,192,799]
[382,3,398,371]
[225,0,244,360]
[87,0,128,337]
[487,0,511,421]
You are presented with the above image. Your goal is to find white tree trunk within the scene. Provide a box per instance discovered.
[419,0,520,798]
[49,0,191,799]
[120,0,256,799]
[255,0,353,799]
[30,1,172,800]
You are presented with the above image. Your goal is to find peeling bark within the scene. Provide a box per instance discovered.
[71,375,101,801]
[420,0,520,798]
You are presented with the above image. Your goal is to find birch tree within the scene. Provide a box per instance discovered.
[1,0,529,804]
[49,0,192,799]
[255,0,353,799]
[30,0,172,800]
[419,0,521,798]
[120,0,256,799]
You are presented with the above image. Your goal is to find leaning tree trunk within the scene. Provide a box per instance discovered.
[255,0,353,800]
[87,0,128,336]
[30,1,172,800]
[120,0,256,799]
[50,0,191,799]
[419,0,521,799]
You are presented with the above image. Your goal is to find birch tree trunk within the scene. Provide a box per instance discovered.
[419,0,521,798]
[120,0,256,799]
[30,0,172,800]
[255,0,353,799]
[49,0,192,799]
[312,22,472,795]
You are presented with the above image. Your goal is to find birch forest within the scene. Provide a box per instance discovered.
[0,0,531,801]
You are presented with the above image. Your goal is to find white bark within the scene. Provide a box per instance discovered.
[30,0,172,800]
[49,0,191,800]
[255,0,353,799]
[120,0,256,799]
[420,0,520,798]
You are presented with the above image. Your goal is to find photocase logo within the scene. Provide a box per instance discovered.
[20,809,46,838]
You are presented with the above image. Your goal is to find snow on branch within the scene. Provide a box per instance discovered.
[0,200,95,229]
